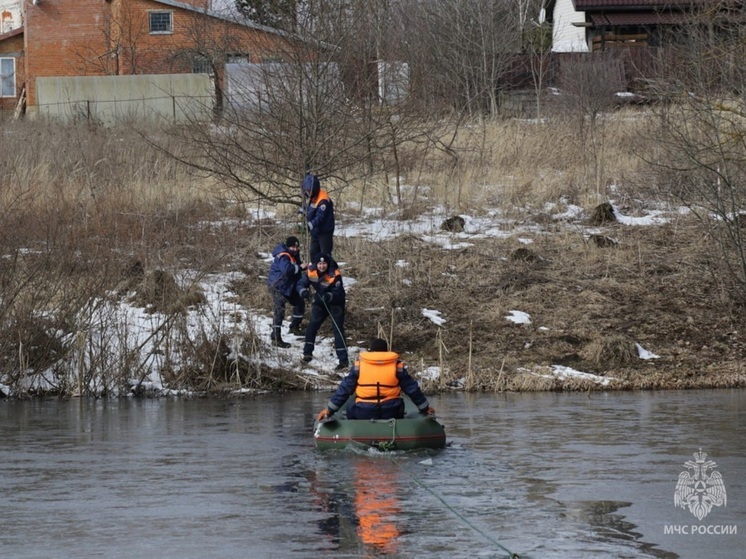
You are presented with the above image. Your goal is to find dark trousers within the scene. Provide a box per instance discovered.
[270,287,305,335]
[309,231,334,263]
[303,302,347,363]
[346,399,405,420]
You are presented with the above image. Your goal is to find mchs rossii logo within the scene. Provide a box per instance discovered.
[674,449,727,521]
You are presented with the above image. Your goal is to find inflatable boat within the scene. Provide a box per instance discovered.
[313,405,446,451]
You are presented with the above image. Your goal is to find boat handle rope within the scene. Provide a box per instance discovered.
[390,455,521,559]
[376,418,398,451]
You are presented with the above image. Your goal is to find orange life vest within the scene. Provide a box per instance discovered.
[306,266,340,287]
[309,189,331,207]
[355,351,402,404]
[278,251,300,265]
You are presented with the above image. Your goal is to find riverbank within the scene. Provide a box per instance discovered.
[4,201,744,399]
[1,116,745,398]
[234,203,746,395]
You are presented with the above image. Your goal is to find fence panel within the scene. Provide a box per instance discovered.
[35,74,213,125]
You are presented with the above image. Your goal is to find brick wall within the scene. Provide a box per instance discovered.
[23,0,293,110]
[24,0,112,108]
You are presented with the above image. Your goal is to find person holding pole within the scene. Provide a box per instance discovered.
[301,173,335,263]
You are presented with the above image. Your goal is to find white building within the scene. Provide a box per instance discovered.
[551,0,589,52]
[0,0,22,34]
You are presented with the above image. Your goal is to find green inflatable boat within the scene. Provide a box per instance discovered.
[313,406,446,451]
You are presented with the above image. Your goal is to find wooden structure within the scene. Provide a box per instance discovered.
[573,0,741,52]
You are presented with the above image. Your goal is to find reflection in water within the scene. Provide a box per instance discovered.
[569,500,679,559]
[304,468,347,550]
[309,454,403,555]
[353,457,401,553]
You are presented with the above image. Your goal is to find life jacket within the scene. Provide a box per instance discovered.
[307,189,335,234]
[355,351,402,404]
[306,266,340,288]
[277,251,300,265]
[309,189,331,208]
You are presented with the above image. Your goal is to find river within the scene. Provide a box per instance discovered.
[1,389,743,558]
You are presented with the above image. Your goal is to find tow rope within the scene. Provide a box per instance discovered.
[391,455,521,559]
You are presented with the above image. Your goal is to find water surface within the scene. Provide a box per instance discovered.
[1,390,743,558]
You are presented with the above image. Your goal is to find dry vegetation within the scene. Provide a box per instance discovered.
[1,110,744,397]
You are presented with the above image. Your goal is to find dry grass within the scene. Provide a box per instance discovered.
[402,110,649,211]
[1,112,744,396]
[580,335,637,367]
[328,214,746,392]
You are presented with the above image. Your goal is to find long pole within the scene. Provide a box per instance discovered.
[300,173,310,263]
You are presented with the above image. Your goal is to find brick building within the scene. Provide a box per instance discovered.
[0,0,294,116]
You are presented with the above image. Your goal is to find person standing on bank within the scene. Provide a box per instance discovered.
[267,236,308,348]
[302,173,335,263]
[316,338,435,421]
[297,253,348,370]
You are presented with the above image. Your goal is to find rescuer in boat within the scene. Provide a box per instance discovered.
[316,338,435,420]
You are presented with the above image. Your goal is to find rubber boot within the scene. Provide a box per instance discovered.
[271,328,290,348]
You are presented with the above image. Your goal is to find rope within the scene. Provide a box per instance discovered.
[319,295,349,356]
[376,419,398,451]
[391,456,521,559]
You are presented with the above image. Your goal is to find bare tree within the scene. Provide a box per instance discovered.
[152,0,456,212]
[523,7,552,119]
[397,0,520,117]
[150,1,382,206]
[234,0,302,30]
[74,1,148,75]
[556,53,625,195]
[646,3,746,297]
[168,10,247,119]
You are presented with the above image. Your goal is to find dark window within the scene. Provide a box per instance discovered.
[149,12,173,34]
[192,57,213,75]
[227,54,250,64]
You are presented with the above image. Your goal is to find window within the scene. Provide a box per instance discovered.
[192,56,213,75]
[1,57,15,98]
[227,54,250,65]
[149,11,173,34]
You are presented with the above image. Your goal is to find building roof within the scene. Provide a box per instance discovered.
[152,0,290,38]
[574,0,712,9]
[0,26,23,42]
[589,11,694,25]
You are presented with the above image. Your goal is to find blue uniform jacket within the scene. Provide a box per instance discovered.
[267,242,303,297]
[306,190,335,236]
[296,260,345,306]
